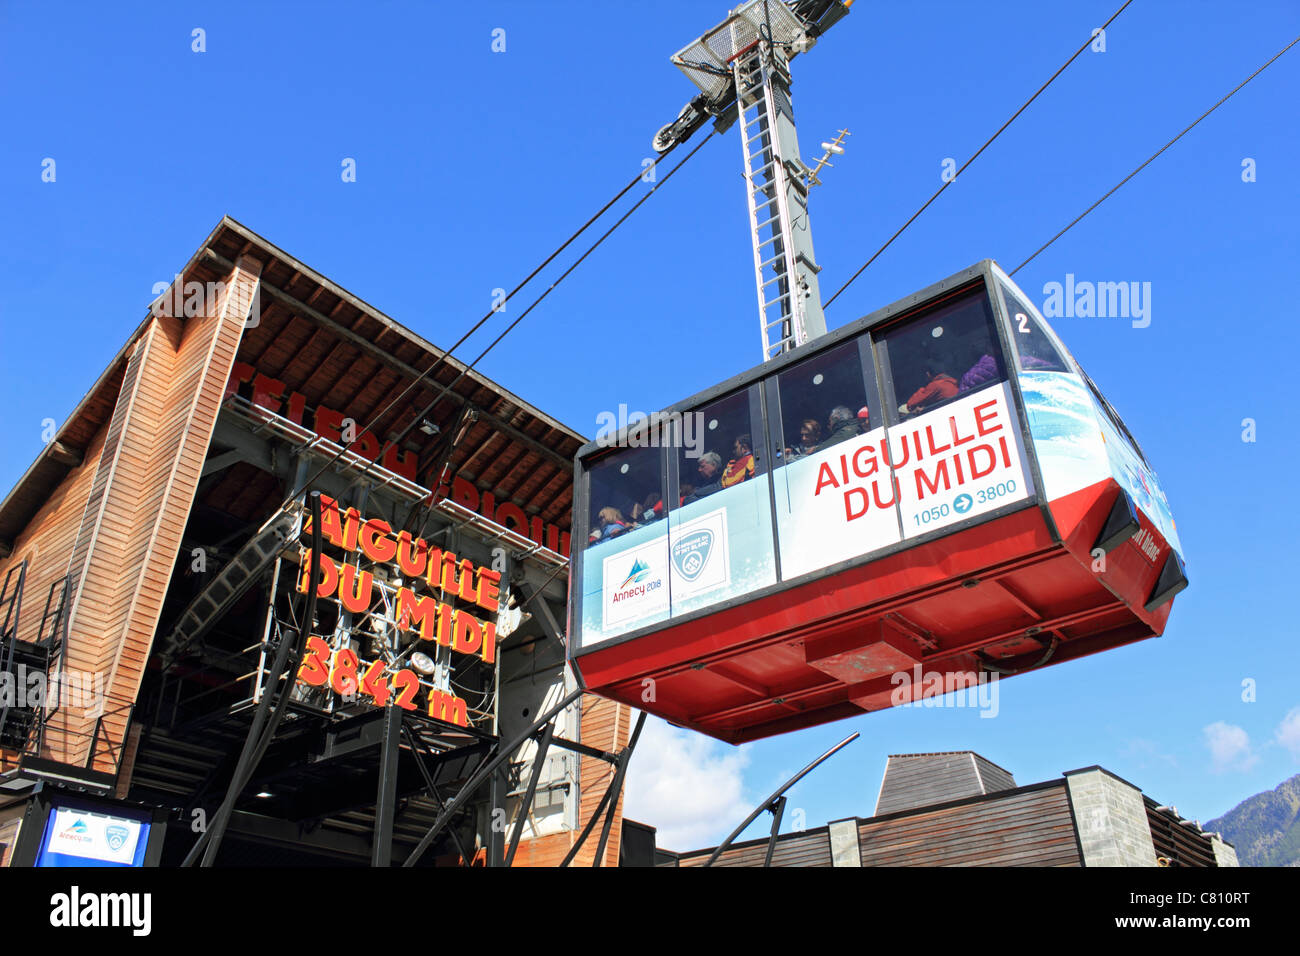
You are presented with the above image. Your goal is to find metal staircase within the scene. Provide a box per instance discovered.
[0,564,71,753]
[161,505,301,668]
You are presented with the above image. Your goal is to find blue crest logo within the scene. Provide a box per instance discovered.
[671,530,713,582]
[105,825,129,851]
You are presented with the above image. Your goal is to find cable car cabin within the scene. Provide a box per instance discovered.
[569,261,1187,744]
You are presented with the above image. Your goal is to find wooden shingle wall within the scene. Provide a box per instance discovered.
[859,782,1081,867]
[39,257,261,772]
[0,399,111,774]
[677,830,833,867]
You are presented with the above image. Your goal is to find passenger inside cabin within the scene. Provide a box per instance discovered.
[899,367,959,417]
[632,492,665,523]
[588,506,634,544]
[857,406,871,433]
[959,353,999,392]
[686,452,724,501]
[817,406,860,451]
[1021,353,1056,371]
[785,418,823,461]
[721,434,755,488]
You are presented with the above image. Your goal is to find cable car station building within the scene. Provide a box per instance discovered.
[648,753,1239,868]
[0,217,633,867]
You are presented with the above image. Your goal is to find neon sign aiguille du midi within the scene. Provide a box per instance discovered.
[293,495,503,727]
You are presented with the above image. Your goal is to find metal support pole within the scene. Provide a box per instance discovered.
[402,687,583,866]
[559,710,648,868]
[763,794,787,868]
[371,702,403,867]
[591,710,647,867]
[504,720,554,867]
[704,731,858,867]
[487,768,505,867]
[401,724,473,865]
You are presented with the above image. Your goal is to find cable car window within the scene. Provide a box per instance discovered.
[667,387,776,619]
[672,388,762,507]
[585,445,663,549]
[578,442,672,646]
[769,338,901,581]
[1082,373,1152,470]
[879,288,1005,423]
[773,338,873,467]
[999,282,1069,373]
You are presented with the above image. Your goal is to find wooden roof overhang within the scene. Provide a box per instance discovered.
[0,216,587,555]
[203,217,584,532]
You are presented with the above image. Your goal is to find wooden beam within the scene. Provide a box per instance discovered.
[47,441,83,468]
[470,409,572,474]
[206,248,439,387]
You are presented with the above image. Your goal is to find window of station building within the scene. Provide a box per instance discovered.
[672,388,761,509]
[878,287,1005,423]
[999,281,1070,373]
[772,337,875,467]
[584,444,662,549]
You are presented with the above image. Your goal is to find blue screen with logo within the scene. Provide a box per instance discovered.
[35,805,151,867]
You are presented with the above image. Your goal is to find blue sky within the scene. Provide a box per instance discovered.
[2,1,1298,850]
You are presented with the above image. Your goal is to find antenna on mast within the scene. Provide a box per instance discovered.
[808,128,851,188]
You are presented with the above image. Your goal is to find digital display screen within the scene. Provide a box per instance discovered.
[35,806,151,868]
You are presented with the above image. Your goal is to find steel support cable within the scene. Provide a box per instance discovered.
[386,131,718,487]
[183,491,323,867]
[822,0,1134,310]
[217,141,712,759]
[1010,33,1300,276]
[276,133,709,517]
[385,132,717,563]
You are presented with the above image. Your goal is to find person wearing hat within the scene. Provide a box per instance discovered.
[856,406,871,433]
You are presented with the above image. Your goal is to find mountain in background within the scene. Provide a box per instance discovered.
[1206,773,1300,867]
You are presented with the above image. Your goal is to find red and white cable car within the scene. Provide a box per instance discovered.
[567,0,1184,743]
[568,261,1186,743]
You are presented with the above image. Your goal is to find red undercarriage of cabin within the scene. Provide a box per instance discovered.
[574,476,1176,744]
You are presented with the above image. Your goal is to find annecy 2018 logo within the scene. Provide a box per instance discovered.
[60,818,93,845]
[620,557,652,589]
[611,555,661,607]
[671,529,714,582]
